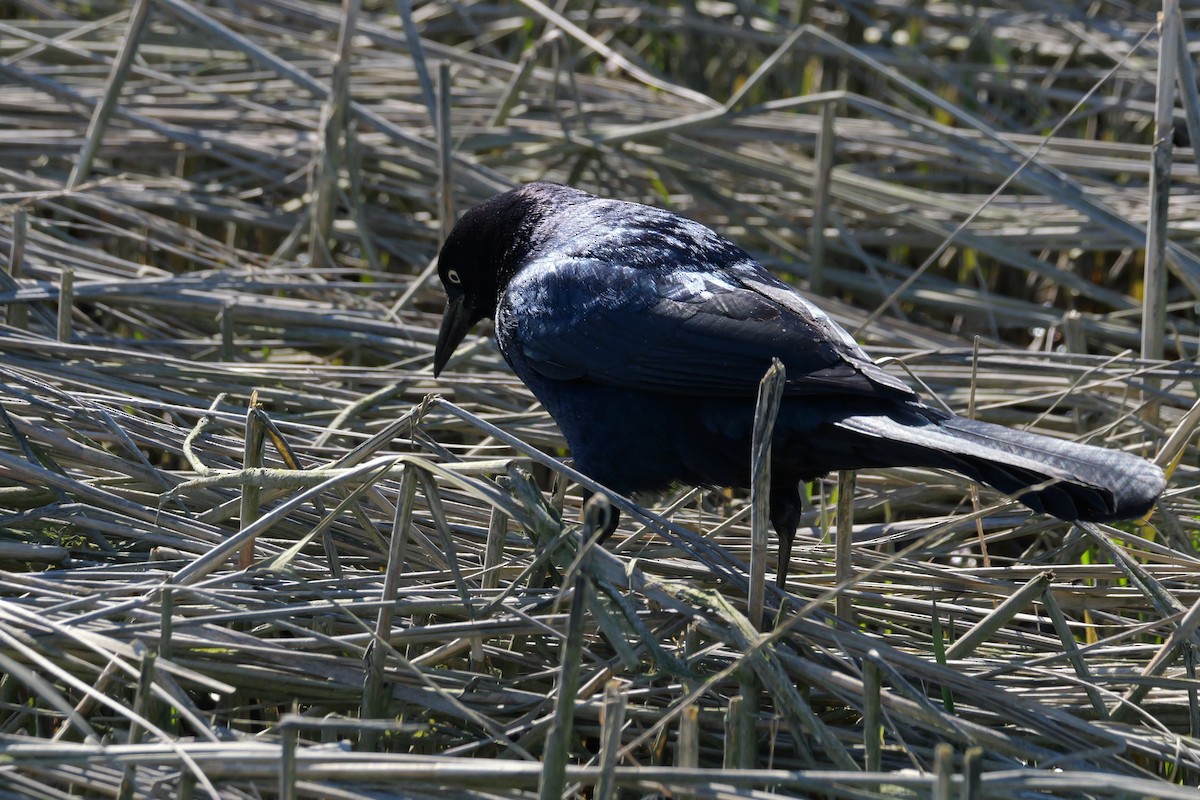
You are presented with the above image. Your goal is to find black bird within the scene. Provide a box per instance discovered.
[433,182,1165,586]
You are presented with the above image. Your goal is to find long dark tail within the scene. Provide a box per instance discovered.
[834,411,1164,522]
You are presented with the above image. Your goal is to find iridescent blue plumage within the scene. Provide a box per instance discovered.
[433,182,1165,587]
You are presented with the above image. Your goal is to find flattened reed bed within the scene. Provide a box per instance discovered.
[1,1,1199,798]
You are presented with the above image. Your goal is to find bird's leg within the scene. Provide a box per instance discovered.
[769,481,803,589]
[581,488,621,542]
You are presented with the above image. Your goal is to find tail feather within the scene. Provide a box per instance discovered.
[835,412,1164,522]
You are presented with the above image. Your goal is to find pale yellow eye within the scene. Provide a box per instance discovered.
[447,269,462,285]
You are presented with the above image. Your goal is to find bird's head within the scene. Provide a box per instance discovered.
[433,182,584,376]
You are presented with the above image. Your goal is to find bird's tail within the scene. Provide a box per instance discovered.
[834,411,1164,522]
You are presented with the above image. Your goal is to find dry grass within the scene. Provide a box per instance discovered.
[0,1,1199,798]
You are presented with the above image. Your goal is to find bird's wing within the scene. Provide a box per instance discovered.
[502,255,915,400]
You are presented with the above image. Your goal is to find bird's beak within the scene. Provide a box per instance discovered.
[433,295,473,377]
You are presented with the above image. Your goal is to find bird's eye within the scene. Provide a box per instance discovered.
[447,269,462,285]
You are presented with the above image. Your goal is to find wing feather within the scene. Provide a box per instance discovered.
[499,254,915,401]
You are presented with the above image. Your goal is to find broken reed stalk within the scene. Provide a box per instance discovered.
[749,358,785,627]
[438,60,455,242]
[307,0,358,270]
[595,680,627,800]
[932,742,953,800]
[238,400,266,569]
[56,267,72,342]
[4,208,27,329]
[808,99,836,294]
[279,719,298,800]
[68,0,153,189]
[1143,1,1177,364]
[539,495,606,800]
[835,469,856,622]
[944,571,1054,660]
[862,654,882,771]
[361,464,417,749]
[1040,586,1110,720]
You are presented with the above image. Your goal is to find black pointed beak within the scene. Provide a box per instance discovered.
[434,295,473,377]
